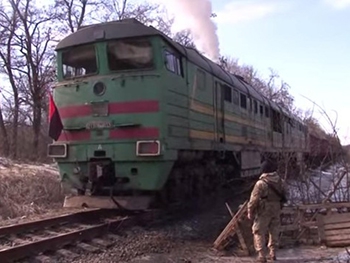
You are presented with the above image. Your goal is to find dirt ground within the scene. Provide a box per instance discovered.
[127,246,350,263]
[56,187,350,263]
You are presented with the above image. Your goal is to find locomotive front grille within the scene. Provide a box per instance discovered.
[88,159,129,195]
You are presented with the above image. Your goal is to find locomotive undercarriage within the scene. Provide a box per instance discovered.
[63,149,243,210]
[153,150,241,208]
[63,149,304,210]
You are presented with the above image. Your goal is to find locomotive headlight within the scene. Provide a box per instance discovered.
[47,144,67,158]
[93,81,106,96]
[136,140,161,156]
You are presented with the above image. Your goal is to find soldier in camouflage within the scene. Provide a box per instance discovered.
[247,159,287,263]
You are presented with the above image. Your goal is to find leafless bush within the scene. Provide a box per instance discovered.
[283,97,347,206]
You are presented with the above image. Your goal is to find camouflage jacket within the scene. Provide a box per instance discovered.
[247,172,286,216]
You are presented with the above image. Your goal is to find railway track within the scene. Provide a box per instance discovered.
[0,208,159,263]
[0,179,254,263]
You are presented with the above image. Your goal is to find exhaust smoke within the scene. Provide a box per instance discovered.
[159,0,220,62]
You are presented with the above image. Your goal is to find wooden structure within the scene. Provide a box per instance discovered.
[213,201,255,256]
[214,201,350,255]
[317,211,350,247]
[279,202,350,246]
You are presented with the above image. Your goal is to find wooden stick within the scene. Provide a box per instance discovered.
[213,201,248,250]
[225,202,249,255]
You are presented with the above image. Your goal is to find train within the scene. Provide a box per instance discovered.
[48,18,323,210]
[306,128,343,168]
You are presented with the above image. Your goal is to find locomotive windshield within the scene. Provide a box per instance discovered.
[107,38,153,71]
[61,44,97,79]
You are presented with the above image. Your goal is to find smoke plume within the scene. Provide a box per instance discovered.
[159,0,220,62]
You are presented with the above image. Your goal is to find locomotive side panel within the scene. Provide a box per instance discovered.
[161,42,191,150]
[187,67,217,150]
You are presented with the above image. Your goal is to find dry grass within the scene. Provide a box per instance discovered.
[0,160,65,219]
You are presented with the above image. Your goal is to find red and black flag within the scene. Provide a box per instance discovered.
[48,93,63,141]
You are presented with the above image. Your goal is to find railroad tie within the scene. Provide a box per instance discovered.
[76,242,101,253]
[56,249,79,260]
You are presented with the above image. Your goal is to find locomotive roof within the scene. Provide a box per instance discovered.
[56,19,158,50]
[56,18,302,123]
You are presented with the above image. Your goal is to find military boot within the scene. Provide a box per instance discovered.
[257,251,267,263]
[268,249,276,261]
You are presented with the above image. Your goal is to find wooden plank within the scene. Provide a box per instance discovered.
[326,240,350,247]
[295,204,350,242]
[297,211,319,240]
[317,212,350,247]
[224,202,250,256]
[236,226,249,256]
[301,221,317,227]
[213,201,248,250]
[298,202,350,210]
[228,202,250,255]
[324,222,350,230]
[322,213,350,224]
[324,228,350,237]
[281,208,297,215]
[316,214,325,242]
[324,235,350,242]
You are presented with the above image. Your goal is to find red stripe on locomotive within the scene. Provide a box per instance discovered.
[57,127,159,141]
[58,100,159,119]
[110,127,159,139]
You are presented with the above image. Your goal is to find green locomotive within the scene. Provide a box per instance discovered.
[48,18,308,210]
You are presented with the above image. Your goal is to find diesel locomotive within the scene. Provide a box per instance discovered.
[48,18,309,210]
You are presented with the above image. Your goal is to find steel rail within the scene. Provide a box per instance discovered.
[0,209,155,263]
[0,208,124,237]
[0,217,132,263]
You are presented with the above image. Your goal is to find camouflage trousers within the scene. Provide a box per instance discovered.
[252,203,281,256]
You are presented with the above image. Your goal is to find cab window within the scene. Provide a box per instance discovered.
[164,50,183,76]
[61,44,97,79]
[107,38,153,71]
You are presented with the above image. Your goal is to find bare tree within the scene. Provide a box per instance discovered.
[219,56,295,111]
[14,0,56,158]
[152,14,174,36]
[0,0,57,159]
[173,29,196,48]
[0,0,21,158]
[54,0,93,33]
[100,0,160,24]
[264,68,294,111]
[0,99,10,156]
